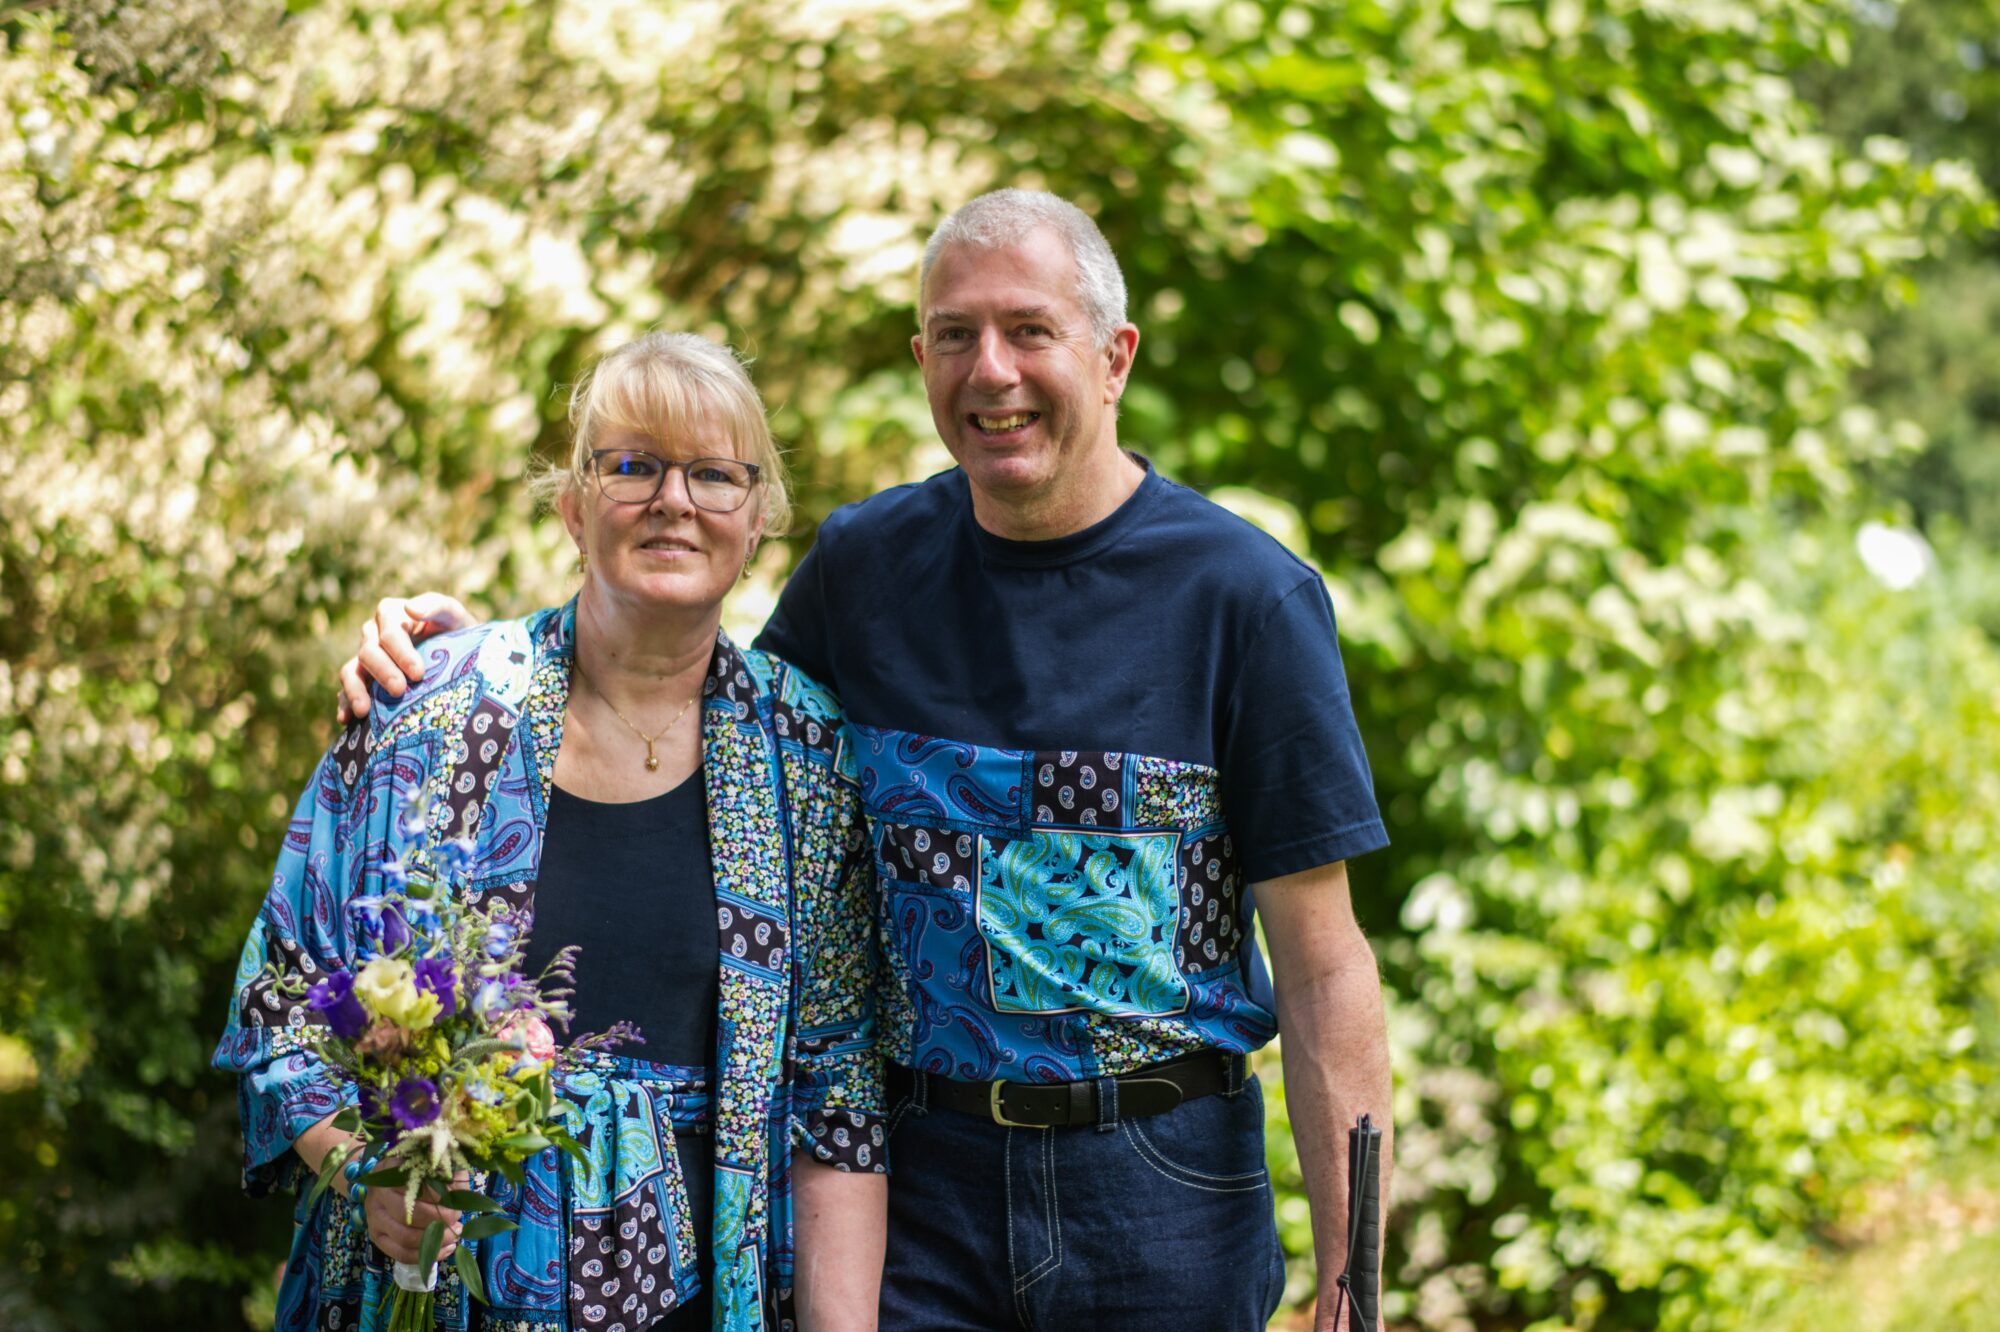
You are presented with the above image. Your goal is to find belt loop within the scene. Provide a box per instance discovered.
[913,1068,931,1116]
[1222,1052,1245,1098]
[1094,1076,1120,1133]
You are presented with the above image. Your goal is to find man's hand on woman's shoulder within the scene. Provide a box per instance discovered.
[335,593,479,723]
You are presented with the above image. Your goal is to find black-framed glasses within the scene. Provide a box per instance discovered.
[586,450,762,513]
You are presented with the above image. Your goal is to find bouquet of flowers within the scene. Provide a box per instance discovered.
[270,833,637,1331]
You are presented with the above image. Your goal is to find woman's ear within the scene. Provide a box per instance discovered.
[740,498,767,576]
[558,486,587,554]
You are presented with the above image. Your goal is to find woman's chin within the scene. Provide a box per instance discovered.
[594,568,732,616]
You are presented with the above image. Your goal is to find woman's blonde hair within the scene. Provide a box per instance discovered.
[531,331,790,537]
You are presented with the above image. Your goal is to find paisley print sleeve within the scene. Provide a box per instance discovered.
[211,720,370,1197]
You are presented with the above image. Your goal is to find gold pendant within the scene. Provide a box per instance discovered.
[644,742,659,771]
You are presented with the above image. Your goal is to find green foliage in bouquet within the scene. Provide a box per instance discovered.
[266,834,620,1325]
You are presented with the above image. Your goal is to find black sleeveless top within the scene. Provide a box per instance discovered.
[525,770,720,1060]
[525,770,719,1326]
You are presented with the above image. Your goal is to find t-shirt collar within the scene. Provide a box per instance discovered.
[964,452,1163,569]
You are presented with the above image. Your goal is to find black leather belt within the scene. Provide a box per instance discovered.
[889,1050,1246,1128]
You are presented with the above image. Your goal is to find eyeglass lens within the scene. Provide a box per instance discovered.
[593,452,756,512]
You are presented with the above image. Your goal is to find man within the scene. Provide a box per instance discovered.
[340,189,1393,1331]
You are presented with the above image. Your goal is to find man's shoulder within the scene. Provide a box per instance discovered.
[1144,472,1323,599]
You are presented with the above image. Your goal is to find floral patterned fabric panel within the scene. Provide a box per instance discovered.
[854,726,1271,1083]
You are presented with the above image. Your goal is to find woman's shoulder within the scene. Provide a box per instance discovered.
[366,606,563,730]
[726,640,850,773]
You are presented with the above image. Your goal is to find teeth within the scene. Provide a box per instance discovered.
[975,412,1034,431]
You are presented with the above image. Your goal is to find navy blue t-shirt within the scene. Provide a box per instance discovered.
[756,461,1386,1082]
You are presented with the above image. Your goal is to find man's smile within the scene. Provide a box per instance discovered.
[969,410,1041,437]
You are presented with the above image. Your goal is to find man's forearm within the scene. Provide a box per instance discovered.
[792,1157,887,1332]
[1276,939,1394,1328]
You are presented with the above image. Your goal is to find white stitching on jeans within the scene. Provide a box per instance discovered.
[1120,1121,1271,1194]
[1016,1128,1064,1294]
[1128,1114,1269,1183]
[1005,1127,1032,1328]
[885,1091,916,1140]
[1005,1124,1018,1292]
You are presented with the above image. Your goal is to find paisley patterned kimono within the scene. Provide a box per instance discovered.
[214,602,886,1332]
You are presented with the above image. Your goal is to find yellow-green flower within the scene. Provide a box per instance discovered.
[353,958,443,1030]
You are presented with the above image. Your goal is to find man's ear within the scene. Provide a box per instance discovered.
[911,331,926,368]
[1103,324,1140,402]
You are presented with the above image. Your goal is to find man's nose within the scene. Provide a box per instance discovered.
[969,328,1019,392]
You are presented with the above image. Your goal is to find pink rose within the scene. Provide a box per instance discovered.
[498,1013,557,1062]
[354,1018,415,1063]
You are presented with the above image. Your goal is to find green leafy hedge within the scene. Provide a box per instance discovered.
[2,2,1995,1327]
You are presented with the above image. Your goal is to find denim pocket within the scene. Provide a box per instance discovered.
[1119,1078,1270,1193]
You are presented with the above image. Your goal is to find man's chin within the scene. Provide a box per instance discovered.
[950,444,1052,496]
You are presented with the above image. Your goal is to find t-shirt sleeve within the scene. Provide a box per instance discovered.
[753,534,836,686]
[1219,575,1389,882]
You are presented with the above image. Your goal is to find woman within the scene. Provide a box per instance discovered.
[214,332,888,1331]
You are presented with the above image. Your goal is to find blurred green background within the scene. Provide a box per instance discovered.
[3,1,1998,1328]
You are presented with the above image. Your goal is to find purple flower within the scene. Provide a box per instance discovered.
[379,851,409,893]
[482,920,517,960]
[473,978,509,1019]
[305,971,369,1040]
[380,903,412,954]
[412,956,457,1017]
[390,1076,441,1130]
[500,971,535,1010]
[442,837,478,877]
[358,1082,402,1143]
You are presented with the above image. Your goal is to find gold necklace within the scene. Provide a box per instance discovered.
[571,659,697,772]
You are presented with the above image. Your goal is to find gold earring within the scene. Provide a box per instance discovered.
[578,549,589,575]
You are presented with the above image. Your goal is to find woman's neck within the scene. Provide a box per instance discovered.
[571,583,718,715]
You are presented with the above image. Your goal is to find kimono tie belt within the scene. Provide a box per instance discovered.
[556,1054,713,1331]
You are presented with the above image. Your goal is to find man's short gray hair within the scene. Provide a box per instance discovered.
[919,189,1130,346]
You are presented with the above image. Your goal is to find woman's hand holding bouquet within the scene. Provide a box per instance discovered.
[271,834,637,1331]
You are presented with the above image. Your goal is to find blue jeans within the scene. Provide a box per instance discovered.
[879,1067,1288,1331]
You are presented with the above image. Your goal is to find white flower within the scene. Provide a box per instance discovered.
[354,958,442,1030]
